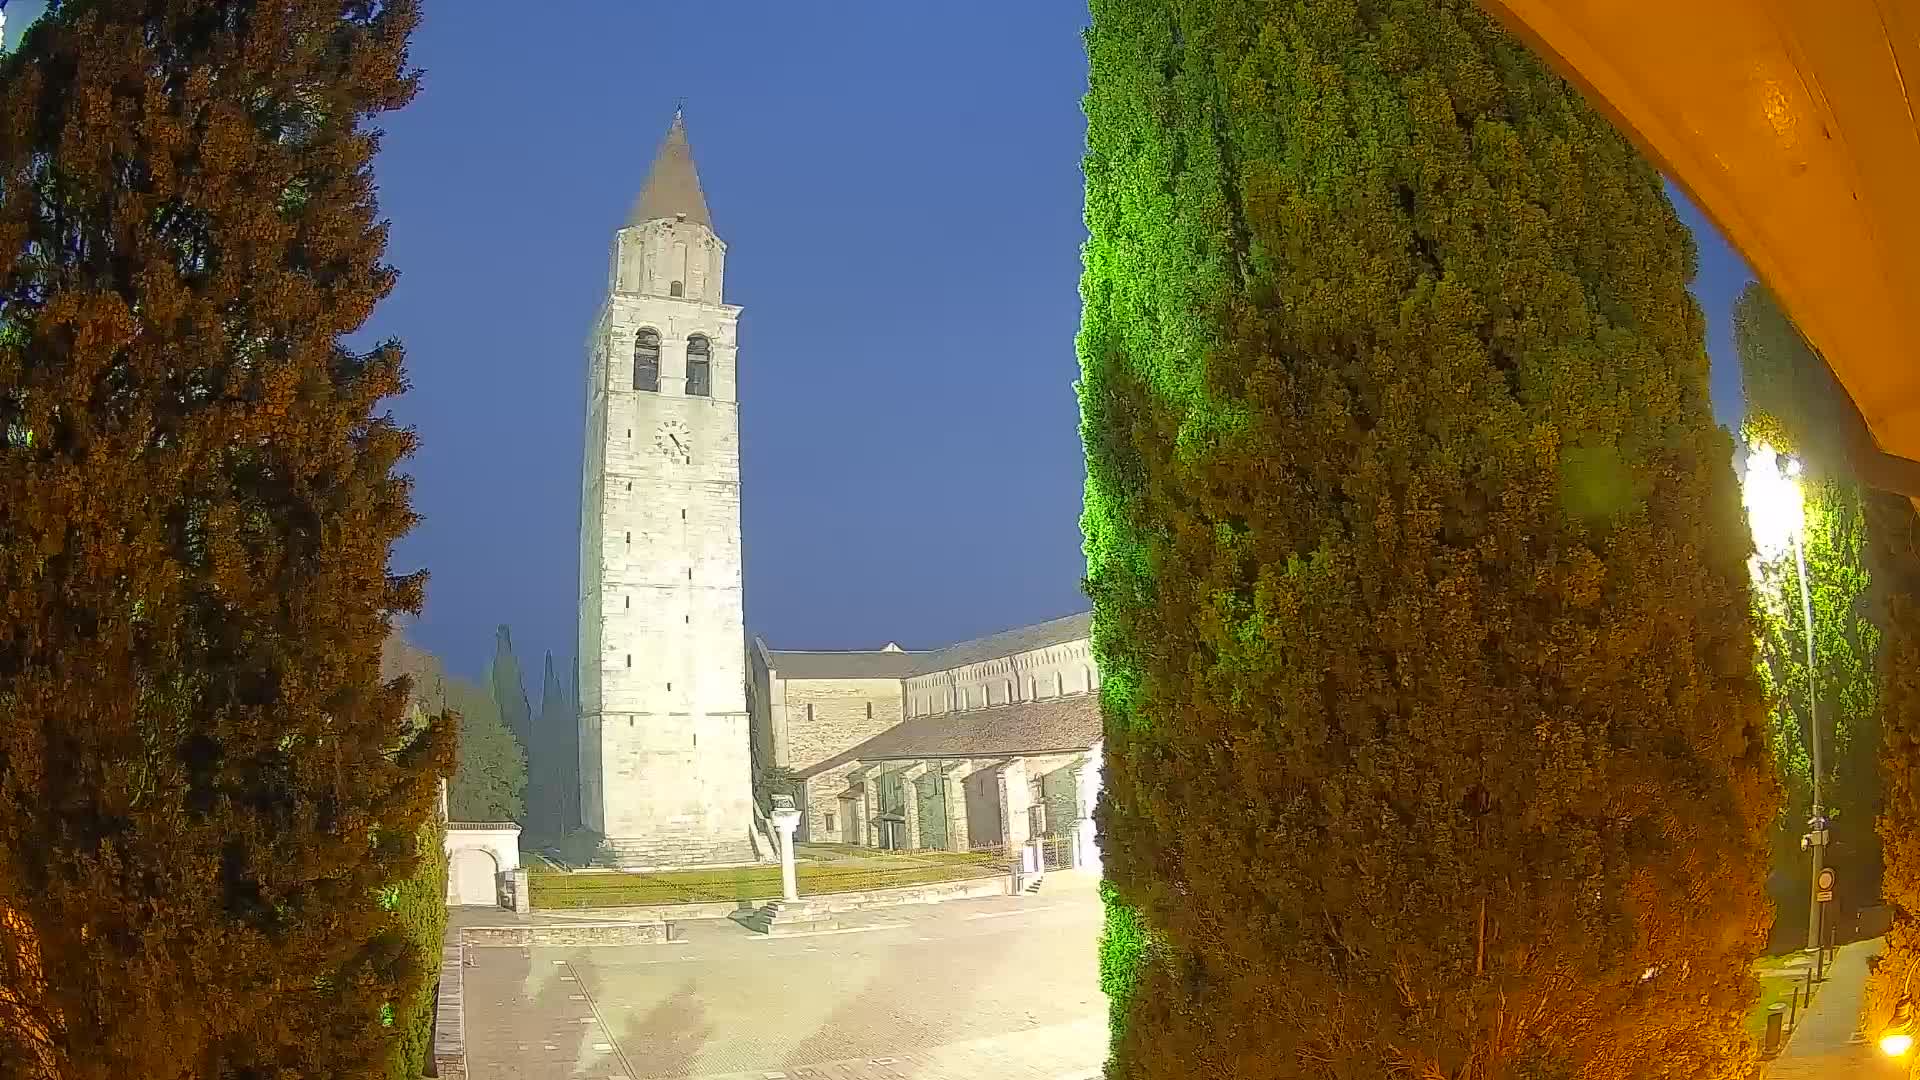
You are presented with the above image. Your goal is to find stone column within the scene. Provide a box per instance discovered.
[942,762,972,852]
[860,768,883,849]
[771,799,802,903]
[512,868,531,914]
[898,762,929,850]
[997,758,1033,850]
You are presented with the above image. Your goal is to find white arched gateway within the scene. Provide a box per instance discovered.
[444,822,521,908]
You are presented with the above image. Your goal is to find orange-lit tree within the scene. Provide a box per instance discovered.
[1734,283,1883,949]
[0,3,450,1077]
[1078,0,1778,1075]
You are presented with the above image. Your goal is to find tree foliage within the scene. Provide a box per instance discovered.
[1077,1,1777,1075]
[445,673,524,823]
[489,623,531,751]
[1734,284,1885,941]
[382,717,447,1080]
[525,650,579,844]
[0,2,450,1077]
[1867,489,1920,1029]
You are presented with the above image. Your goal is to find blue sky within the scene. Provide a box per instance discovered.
[6,2,1755,681]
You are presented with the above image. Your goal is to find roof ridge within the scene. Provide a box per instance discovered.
[766,646,918,655]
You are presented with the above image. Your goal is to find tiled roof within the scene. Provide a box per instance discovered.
[907,611,1092,676]
[798,693,1102,778]
[764,649,920,681]
[627,110,712,228]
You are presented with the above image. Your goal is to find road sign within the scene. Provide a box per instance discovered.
[1817,867,1837,902]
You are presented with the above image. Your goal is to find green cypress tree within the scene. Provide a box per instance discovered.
[1866,489,1920,1030]
[527,650,578,843]
[0,2,450,1076]
[1077,1,1778,1075]
[489,624,532,751]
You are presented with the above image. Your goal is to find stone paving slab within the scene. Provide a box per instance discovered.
[461,890,1106,1080]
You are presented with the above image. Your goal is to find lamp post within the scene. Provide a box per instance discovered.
[1741,443,1826,961]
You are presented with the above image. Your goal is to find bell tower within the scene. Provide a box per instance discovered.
[578,110,757,866]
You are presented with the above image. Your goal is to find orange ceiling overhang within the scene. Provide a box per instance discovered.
[1481,0,1920,495]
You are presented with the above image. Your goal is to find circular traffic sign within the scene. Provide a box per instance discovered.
[1818,867,1837,891]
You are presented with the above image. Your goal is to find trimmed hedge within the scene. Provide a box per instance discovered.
[386,820,449,1080]
[1077,0,1778,1075]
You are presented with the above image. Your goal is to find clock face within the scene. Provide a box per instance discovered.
[654,420,692,464]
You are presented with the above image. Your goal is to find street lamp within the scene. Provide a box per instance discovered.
[1741,443,1826,963]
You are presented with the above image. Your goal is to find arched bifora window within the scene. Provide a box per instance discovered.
[633,329,660,392]
[685,334,712,397]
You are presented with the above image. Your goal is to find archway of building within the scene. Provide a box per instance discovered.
[1480,0,1920,499]
[448,847,500,908]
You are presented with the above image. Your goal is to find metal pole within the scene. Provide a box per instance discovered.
[1794,530,1824,957]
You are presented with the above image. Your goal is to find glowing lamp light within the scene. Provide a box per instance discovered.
[1883,995,1916,1058]
[1741,443,1807,565]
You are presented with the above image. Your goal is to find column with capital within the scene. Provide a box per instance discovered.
[771,795,802,903]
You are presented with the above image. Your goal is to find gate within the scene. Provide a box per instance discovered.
[1038,831,1074,871]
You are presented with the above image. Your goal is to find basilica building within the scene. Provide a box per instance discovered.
[577,113,1102,871]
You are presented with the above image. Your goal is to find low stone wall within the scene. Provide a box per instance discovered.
[458,921,670,947]
[536,899,746,923]
[432,943,466,1079]
[800,875,1010,911]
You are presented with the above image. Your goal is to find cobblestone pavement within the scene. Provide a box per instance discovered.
[461,876,1106,1080]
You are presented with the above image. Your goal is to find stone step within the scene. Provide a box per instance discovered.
[733,899,839,936]
[603,830,762,870]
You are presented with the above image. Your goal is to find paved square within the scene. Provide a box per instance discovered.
[461,880,1106,1080]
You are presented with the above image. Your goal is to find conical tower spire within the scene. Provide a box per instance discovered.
[626,108,712,229]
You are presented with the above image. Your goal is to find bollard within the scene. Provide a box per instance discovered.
[1788,986,1801,1032]
[1764,1002,1788,1055]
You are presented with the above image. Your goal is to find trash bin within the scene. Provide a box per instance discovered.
[1764,1002,1788,1055]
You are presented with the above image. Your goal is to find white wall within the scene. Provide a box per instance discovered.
[445,826,521,907]
[902,637,1100,718]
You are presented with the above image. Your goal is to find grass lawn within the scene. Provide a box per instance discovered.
[530,849,1008,908]
[794,841,1004,866]
[1747,954,1815,1048]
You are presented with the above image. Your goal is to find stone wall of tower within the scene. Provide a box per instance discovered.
[578,208,755,865]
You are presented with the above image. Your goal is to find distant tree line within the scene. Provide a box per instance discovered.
[390,624,580,843]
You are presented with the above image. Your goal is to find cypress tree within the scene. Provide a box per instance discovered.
[1867,490,1920,1030]
[0,2,449,1077]
[527,650,578,842]
[1077,1,1777,1075]
[489,623,532,752]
